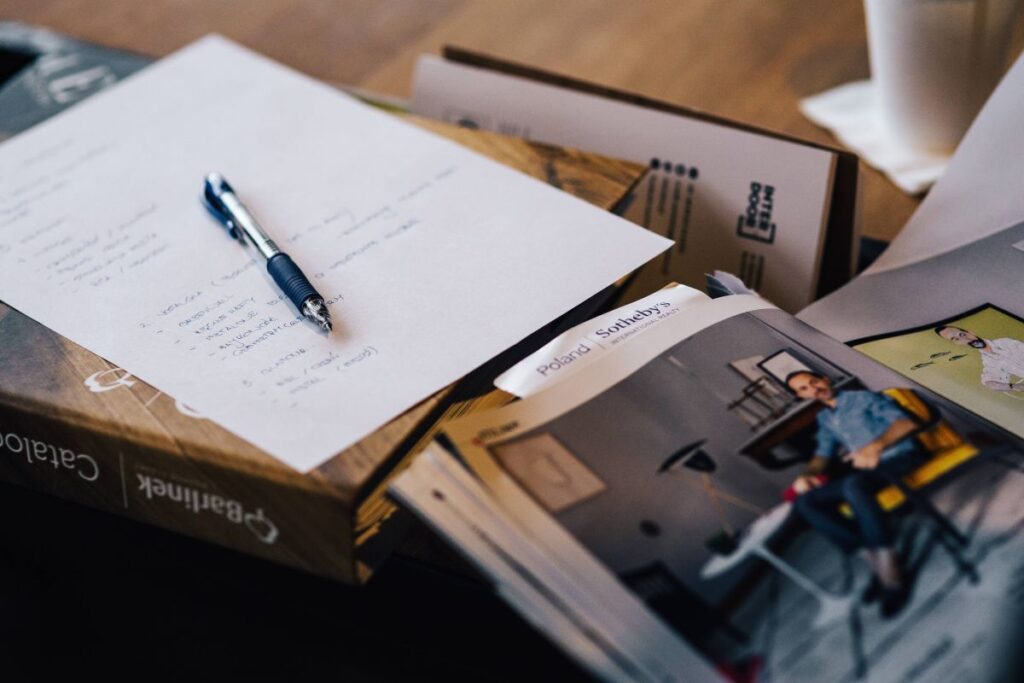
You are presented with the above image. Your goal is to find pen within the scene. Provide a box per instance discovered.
[201,173,333,333]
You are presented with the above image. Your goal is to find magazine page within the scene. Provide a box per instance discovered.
[442,304,1024,682]
[797,51,1024,441]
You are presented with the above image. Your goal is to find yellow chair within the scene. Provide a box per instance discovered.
[839,388,979,514]
[840,388,980,581]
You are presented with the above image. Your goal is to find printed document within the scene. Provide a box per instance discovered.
[411,55,838,312]
[0,36,669,472]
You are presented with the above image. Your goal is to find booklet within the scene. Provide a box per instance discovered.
[410,48,860,314]
[392,50,1024,682]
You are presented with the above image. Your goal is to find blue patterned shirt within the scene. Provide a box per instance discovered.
[815,390,917,461]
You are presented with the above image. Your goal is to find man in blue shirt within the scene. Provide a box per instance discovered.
[785,371,921,617]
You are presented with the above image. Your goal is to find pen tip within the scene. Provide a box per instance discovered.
[301,298,333,334]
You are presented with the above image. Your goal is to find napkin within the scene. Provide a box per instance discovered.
[800,80,950,195]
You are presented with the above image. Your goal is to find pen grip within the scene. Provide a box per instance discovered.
[267,253,319,309]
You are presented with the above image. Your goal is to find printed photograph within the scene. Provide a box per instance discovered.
[854,305,1024,439]
[487,310,1024,682]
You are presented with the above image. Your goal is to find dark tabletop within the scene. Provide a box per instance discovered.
[0,482,588,681]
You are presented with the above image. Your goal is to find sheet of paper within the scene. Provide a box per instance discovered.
[0,36,669,472]
[410,55,838,312]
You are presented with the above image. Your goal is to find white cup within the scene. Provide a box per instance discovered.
[865,0,1022,153]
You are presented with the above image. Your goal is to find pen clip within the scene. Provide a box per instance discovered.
[202,173,242,240]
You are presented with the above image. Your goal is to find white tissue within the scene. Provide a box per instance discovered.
[800,80,949,195]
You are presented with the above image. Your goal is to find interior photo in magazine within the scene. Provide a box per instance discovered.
[855,304,1024,440]
[451,308,1024,682]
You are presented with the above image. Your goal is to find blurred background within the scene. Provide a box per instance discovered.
[8,0,1022,245]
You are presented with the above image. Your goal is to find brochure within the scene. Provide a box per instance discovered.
[400,298,1023,682]
[410,49,859,313]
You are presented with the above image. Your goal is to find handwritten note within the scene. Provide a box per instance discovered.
[0,37,668,471]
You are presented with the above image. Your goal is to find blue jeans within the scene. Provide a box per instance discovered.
[793,453,923,552]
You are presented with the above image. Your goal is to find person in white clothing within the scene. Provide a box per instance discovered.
[934,325,1024,392]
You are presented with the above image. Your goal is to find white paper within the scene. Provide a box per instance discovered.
[411,55,838,312]
[0,36,670,472]
[494,285,708,397]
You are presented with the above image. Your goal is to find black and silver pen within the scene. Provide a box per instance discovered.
[201,173,332,333]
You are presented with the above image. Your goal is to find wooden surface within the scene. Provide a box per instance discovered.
[7,0,1024,242]
[0,113,644,582]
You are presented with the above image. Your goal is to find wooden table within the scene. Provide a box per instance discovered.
[8,0,1024,243]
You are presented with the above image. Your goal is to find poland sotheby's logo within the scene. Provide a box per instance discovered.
[737,181,777,244]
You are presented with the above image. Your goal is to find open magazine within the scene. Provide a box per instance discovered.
[390,52,1024,682]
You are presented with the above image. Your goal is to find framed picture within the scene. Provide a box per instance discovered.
[490,432,606,513]
[756,349,814,386]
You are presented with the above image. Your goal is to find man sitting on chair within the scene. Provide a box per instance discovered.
[785,371,922,617]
